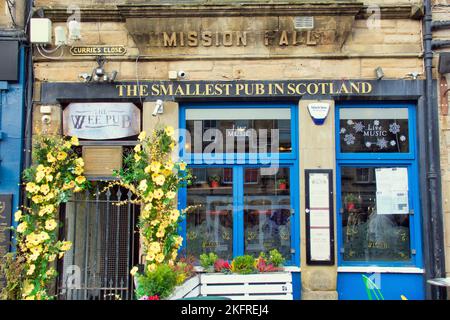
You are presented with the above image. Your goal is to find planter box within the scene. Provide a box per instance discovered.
[169,272,293,300]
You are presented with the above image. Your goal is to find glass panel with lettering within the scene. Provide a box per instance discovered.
[186,167,233,260]
[244,167,291,259]
[185,108,292,153]
[339,108,409,153]
[341,167,411,261]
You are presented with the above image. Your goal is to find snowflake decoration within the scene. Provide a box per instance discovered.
[344,134,356,145]
[374,120,380,126]
[347,120,354,125]
[353,121,365,133]
[376,137,388,149]
[390,140,396,146]
[389,122,401,134]
[340,128,347,134]
[400,135,406,142]
[365,142,372,148]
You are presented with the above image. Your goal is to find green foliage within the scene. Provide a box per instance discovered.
[199,252,218,272]
[231,255,256,274]
[0,253,26,300]
[268,249,285,267]
[135,264,178,299]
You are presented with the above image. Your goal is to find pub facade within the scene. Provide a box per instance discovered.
[30,0,447,300]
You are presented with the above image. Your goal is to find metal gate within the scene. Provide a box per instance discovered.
[57,183,139,300]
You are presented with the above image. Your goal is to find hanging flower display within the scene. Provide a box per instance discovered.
[110,126,191,282]
[12,135,88,300]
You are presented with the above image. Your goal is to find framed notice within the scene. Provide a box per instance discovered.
[305,170,335,265]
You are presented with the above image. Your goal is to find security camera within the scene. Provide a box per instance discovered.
[178,71,187,79]
[152,100,164,117]
[79,73,91,82]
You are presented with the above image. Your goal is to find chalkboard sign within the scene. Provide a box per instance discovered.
[305,170,335,265]
[0,194,12,256]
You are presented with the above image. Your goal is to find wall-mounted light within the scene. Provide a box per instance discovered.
[375,67,384,80]
[79,56,119,83]
[152,100,164,117]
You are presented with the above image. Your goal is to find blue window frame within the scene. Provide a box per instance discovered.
[335,102,423,268]
[178,102,300,266]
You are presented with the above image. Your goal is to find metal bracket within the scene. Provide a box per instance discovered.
[411,249,417,255]
[340,248,345,253]
[440,75,448,116]
[290,208,295,216]
[290,248,296,254]
[409,209,415,215]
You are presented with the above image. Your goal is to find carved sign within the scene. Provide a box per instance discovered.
[63,103,141,140]
[70,45,126,56]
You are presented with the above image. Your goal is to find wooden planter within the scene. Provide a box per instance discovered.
[168,272,293,300]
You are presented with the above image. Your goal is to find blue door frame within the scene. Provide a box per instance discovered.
[177,102,300,267]
[335,102,424,299]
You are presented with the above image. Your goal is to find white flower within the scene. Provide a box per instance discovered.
[390,140,396,146]
[389,122,401,134]
[353,122,365,133]
[400,135,406,142]
[340,128,347,134]
[365,142,372,148]
[344,134,356,145]
[347,120,354,125]
[376,137,388,149]
[374,120,380,126]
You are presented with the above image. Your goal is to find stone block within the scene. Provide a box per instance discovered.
[302,290,338,300]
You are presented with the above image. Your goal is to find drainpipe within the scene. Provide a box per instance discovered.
[423,0,447,300]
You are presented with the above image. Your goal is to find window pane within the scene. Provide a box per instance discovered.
[186,108,292,153]
[341,167,411,261]
[244,167,291,259]
[339,108,409,153]
[186,167,233,260]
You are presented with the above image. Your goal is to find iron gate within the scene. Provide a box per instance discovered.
[57,183,139,300]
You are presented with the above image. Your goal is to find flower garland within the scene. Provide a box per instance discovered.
[112,126,191,276]
[13,135,89,300]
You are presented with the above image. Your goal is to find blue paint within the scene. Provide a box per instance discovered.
[0,46,25,233]
[335,102,424,299]
[337,273,425,300]
[178,102,300,266]
[292,272,301,300]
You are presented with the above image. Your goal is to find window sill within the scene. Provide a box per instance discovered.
[337,266,424,274]
[194,266,301,273]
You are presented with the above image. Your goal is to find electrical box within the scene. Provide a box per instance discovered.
[438,53,450,74]
[30,18,53,44]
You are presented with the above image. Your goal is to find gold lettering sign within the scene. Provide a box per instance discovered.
[70,45,127,56]
[116,81,373,98]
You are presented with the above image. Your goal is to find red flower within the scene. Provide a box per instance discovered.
[214,259,231,272]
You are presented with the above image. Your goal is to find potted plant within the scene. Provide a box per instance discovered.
[209,175,221,188]
[345,193,359,211]
[277,178,288,190]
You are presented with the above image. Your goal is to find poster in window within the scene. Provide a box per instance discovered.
[375,168,409,215]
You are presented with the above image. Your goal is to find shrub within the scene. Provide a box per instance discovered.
[214,259,231,273]
[199,252,218,272]
[268,249,285,267]
[231,255,256,274]
[135,264,177,299]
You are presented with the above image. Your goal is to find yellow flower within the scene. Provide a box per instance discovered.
[150,161,161,173]
[26,182,38,193]
[150,219,160,227]
[154,175,165,186]
[149,242,161,253]
[169,142,175,150]
[155,253,165,263]
[166,191,176,199]
[64,141,72,149]
[14,210,22,222]
[165,161,174,171]
[48,254,56,262]
[22,282,35,297]
[74,166,83,175]
[57,151,68,161]
[36,171,45,183]
[134,154,141,162]
[40,184,50,195]
[44,192,55,201]
[156,228,165,238]
[70,136,79,146]
[134,144,141,153]
[38,231,50,242]
[144,165,152,174]
[45,219,58,231]
[153,189,164,200]
[174,236,183,247]
[27,264,36,276]
[130,266,139,277]
[138,131,146,141]
[179,162,187,171]
[47,153,56,163]
[75,158,84,167]
[165,126,175,137]
[147,264,156,273]
[39,204,55,216]
[60,241,72,251]
[17,222,27,233]
[146,253,155,262]
[162,169,172,177]
[138,180,148,192]
[30,252,40,261]
[169,209,180,222]
[46,175,54,182]
[46,268,56,277]
[75,176,86,184]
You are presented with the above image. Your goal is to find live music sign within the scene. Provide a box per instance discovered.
[63,103,141,140]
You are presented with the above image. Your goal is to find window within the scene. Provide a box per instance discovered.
[337,104,420,266]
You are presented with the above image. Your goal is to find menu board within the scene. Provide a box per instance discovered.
[305,170,335,265]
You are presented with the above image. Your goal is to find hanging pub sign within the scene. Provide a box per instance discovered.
[70,45,127,56]
[305,170,334,265]
[63,103,141,140]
